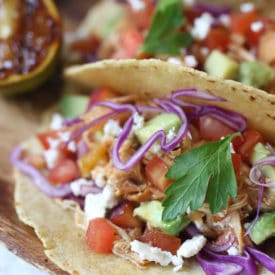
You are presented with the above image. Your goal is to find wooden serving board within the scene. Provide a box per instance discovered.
[0,1,92,274]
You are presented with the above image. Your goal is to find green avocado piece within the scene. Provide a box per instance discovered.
[204,50,239,79]
[251,143,275,182]
[59,94,89,119]
[134,200,189,236]
[238,61,274,88]
[249,211,275,244]
[134,113,181,144]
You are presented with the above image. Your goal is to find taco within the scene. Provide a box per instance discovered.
[11,59,275,274]
[66,0,275,92]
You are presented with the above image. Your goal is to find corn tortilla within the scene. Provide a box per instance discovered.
[14,58,275,274]
[65,59,275,144]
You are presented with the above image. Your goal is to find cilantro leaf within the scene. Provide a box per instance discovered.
[162,135,238,221]
[139,0,193,55]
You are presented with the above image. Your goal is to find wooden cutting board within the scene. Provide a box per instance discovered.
[0,1,92,274]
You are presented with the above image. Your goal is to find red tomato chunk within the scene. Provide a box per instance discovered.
[86,218,116,254]
[140,228,181,255]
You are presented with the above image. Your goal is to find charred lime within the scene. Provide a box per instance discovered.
[0,0,61,94]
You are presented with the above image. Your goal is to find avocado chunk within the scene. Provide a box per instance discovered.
[59,94,89,119]
[238,61,274,88]
[251,143,275,181]
[134,113,181,144]
[249,211,275,244]
[134,200,189,236]
[204,50,239,79]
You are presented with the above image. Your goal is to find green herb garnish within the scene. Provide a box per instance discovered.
[139,0,193,56]
[162,134,238,221]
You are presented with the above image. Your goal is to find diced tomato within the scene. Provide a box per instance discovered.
[37,129,74,157]
[88,88,117,108]
[120,27,144,57]
[140,228,181,255]
[230,10,258,35]
[71,35,100,54]
[109,201,142,228]
[258,30,275,64]
[127,0,154,29]
[231,153,242,178]
[199,115,235,141]
[145,156,172,192]
[78,144,108,177]
[233,130,264,163]
[47,158,79,184]
[37,130,59,150]
[86,218,116,253]
[111,49,132,59]
[203,27,230,52]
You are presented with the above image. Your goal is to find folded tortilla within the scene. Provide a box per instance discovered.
[14,59,275,274]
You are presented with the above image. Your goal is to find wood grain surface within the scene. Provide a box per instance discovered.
[0,1,92,274]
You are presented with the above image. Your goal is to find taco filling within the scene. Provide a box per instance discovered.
[11,86,275,274]
[66,0,275,92]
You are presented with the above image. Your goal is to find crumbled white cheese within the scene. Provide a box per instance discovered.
[182,0,195,7]
[191,13,214,40]
[127,0,145,11]
[177,235,207,258]
[43,148,59,169]
[67,141,76,152]
[50,113,64,130]
[151,143,162,154]
[103,119,122,137]
[58,131,70,142]
[57,131,76,152]
[219,14,231,27]
[47,137,60,149]
[240,2,254,13]
[227,246,239,255]
[132,112,144,131]
[251,21,264,32]
[84,185,118,221]
[167,57,183,65]
[130,240,184,269]
[167,127,176,143]
[70,178,92,196]
[184,55,198,68]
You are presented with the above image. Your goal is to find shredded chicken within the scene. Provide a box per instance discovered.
[56,199,88,230]
[228,43,256,63]
[113,239,148,268]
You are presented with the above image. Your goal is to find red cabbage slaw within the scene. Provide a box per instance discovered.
[186,224,275,274]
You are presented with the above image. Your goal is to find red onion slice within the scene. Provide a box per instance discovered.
[197,253,243,275]
[246,246,275,273]
[193,3,231,17]
[65,110,119,146]
[62,117,83,127]
[10,146,72,198]
[172,89,226,102]
[200,106,247,131]
[249,157,275,188]
[206,234,235,253]
[197,249,258,275]
[112,100,188,170]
